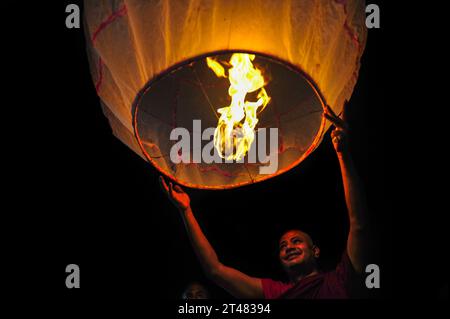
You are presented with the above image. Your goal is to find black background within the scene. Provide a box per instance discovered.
[5,0,447,312]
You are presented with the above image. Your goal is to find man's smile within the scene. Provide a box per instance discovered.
[285,250,302,261]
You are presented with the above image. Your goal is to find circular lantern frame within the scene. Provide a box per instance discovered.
[132,49,329,190]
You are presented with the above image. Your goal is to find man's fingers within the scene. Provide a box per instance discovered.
[160,176,184,199]
[159,176,169,194]
[169,182,174,197]
[174,184,184,193]
[323,104,348,130]
[324,112,339,126]
[324,112,346,130]
[331,129,344,138]
[324,104,334,117]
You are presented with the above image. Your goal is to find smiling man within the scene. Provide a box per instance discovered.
[279,230,320,281]
[160,108,367,299]
[262,229,355,299]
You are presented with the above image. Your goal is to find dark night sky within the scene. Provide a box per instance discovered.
[14,1,450,305]
[42,2,388,299]
[15,0,388,298]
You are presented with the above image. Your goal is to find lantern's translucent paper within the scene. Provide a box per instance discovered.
[84,0,367,189]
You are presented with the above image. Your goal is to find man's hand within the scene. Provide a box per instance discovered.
[159,176,190,211]
[324,104,349,155]
[158,175,263,298]
[331,126,348,154]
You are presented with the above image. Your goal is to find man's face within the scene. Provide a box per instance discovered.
[279,230,317,270]
[182,283,209,299]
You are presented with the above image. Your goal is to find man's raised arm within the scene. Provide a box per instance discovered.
[159,176,264,298]
[325,107,368,274]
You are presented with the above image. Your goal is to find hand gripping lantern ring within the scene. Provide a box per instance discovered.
[84,0,367,189]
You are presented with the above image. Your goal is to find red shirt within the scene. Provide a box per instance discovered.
[261,251,357,299]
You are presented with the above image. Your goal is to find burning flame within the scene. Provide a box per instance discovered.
[206,53,270,161]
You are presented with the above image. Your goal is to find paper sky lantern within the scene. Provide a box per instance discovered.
[84,0,367,189]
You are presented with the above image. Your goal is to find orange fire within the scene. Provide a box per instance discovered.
[206,53,270,161]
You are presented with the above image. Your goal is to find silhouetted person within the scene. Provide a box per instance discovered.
[160,106,368,298]
[181,281,211,299]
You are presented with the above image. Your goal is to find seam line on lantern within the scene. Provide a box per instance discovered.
[91,4,128,44]
[91,3,128,93]
[334,0,361,48]
[191,66,220,120]
[95,56,103,93]
[243,163,255,184]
